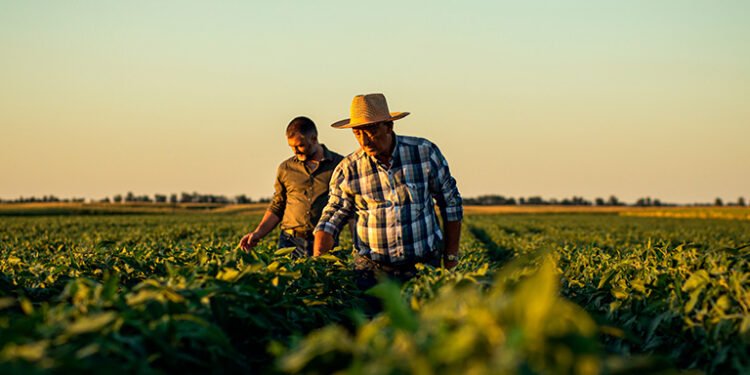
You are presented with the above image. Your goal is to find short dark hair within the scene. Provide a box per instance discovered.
[286,116,317,138]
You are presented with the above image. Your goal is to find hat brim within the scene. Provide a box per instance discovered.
[331,112,410,129]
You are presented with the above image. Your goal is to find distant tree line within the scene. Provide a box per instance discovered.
[0,195,87,203]
[0,192,271,205]
[461,195,748,207]
[1,193,747,207]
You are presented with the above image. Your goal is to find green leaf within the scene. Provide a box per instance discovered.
[0,297,15,310]
[682,270,710,292]
[66,312,117,336]
[1,340,49,361]
[684,287,704,313]
[511,259,558,335]
[126,289,163,306]
[714,295,731,312]
[217,267,240,282]
[368,281,419,333]
[317,255,340,262]
[20,298,33,315]
[267,261,281,272]
[611,288,629,300]
[740,316,750,337]
[597,270,615,289]
[76,343,101,359]
[274,247,295,256]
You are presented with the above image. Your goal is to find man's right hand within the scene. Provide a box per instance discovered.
[313,231,335,256]
[239,232,261,251]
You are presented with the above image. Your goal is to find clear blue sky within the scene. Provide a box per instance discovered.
[1,1,748,203]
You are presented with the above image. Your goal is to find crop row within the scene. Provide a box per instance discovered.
[1,214,748,373]
[466,214,750,373]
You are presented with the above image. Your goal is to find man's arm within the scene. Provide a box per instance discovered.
[348,218,357,246]
[426,141,463,269]
[313,165,354,256]
[240,165,286,251]
[313,218,355,256]
[313,231,335,256]
[443,220,461,269]
[239,210,281,251]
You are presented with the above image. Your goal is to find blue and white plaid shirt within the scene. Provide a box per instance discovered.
[314,134,463,265]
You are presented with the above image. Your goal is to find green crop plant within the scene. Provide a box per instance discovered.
[1,212,748,373]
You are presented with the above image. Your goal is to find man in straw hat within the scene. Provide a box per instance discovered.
[313,93,463,288]
[239,116,344,258]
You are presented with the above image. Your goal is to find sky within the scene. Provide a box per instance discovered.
[1,1,748,204]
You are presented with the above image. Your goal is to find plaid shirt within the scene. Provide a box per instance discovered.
[314,134,463,265]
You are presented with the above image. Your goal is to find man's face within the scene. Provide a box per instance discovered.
[352,123,393,158]
[287,133,317,161]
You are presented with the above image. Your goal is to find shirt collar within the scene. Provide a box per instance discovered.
[293,144,331,163]
[363,132,399,168]
[389,132,400,162]
[320,144,334,162]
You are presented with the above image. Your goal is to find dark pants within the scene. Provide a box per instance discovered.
[277,230,339,259]
[353,252,442,290]
[353,252,441,316]
[278,231,313,259]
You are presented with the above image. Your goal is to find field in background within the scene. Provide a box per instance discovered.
[0,202,268,216]
[1,208,749,373]
[2,202,750,220]
[465,205,750,220]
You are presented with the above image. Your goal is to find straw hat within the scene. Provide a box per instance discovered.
[331,93,410,129]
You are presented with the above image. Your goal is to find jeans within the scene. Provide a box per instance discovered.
[278,231,313,259]
[277,230,339,259]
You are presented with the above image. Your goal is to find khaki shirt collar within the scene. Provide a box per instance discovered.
[293,144,333,164]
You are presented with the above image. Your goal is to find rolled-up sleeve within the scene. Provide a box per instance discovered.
[267,164,286,218]
[428,143,463,222]
[314,164,354,237]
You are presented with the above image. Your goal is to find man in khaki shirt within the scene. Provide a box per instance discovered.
[239,116,344,258]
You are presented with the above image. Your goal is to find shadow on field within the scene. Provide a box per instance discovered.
[467,225,515,266]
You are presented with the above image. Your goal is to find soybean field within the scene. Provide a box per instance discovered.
[1,210,749,374]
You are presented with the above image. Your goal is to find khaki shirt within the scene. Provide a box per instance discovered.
[267,145,344,232]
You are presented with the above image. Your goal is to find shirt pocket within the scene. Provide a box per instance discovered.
[355,187,389,212]
[404,181,432,223]
[405,181,429,206]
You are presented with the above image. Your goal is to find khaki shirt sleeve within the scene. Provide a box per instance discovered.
[267,164,286,218]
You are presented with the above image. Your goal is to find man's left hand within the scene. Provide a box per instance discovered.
[313,231,335,256]
[443,251,459,270]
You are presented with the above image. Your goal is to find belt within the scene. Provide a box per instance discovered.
[283,228,313,238]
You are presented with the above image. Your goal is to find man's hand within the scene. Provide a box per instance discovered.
[239,231,261,251]
[313,231,335,256]
[443,251,459,270]
[442,220,461,270]
[239,211,281,252]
